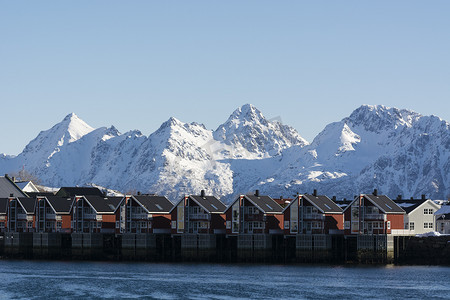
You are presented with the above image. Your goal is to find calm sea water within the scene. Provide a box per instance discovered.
[0,261,448,299]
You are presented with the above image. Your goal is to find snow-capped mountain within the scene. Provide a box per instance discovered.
[213,104,308,158]
[255,105,449,200]
[0,104,448,202]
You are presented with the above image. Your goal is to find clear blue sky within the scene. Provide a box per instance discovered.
[1,1,449,155]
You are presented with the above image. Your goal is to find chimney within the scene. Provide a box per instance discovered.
[12,177,16,182]
[9,193,13,198]
[201,190,206,197]
[255,190,260,197]
[421,194,426,200]
[313,189,317,197]
[410,197,414,200]
[397,195,402,200]
[137,191,141,196]
[332,196,336,201]
[373,189,378,196]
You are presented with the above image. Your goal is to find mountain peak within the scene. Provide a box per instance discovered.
[228,104,267,125]
[347,104,421,132]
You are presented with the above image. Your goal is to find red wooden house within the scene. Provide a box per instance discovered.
[116,195,173,234]
[72,195,122,233]
[283,190,344,235]
[7,197,36,233]
[225,190,284,235]
[343,190,405,235]
[170,190,227,235]
[36,196,73,233]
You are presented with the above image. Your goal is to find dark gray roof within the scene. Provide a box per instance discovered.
[394,199,428,214]
[364,194,405,214]
[0,198,8,214]
[245,195,283,214]
[44,196,74,214]
[84,196,122,213]
[189,195,227,213]
[17,197,36,214]
[27,192,55,198]
[303,194,343,214]
[0,176,27,198]
[56,187,104,197]
[134,195,173,213]
[437,213,450,220]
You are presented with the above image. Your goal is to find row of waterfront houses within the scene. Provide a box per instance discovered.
[1,175,448,236]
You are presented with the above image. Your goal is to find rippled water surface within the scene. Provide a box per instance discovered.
[0,260,448,299]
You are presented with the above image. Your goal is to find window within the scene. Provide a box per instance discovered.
[410,222,415,230]
[131,222,136,228]
[171,221,177,229]
[140,221,147,228]
[27,222,33,229]
[424,208,433,215]
[424,222,433,229]
[387,221,391,230]
[56,222,62,229]
[115,221,120,229]
[284,221,290,229]
[97,222,102,228]
[344,221,350,229]
[46,221,53,228]
[0,222,4,228]
[404,223,409,229]
[226,221,231,229]
[291,221,298,232]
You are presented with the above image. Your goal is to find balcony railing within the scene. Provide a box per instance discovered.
[189,213,209,220]
[84,213,97,219]
[364,214,385,220]
[303,214,325,220]
[132,213,153,220]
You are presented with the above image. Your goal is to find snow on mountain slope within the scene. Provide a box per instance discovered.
[254,105,450,200]
[0,104,448,202]
[17,113,94,170]
[213,104,308,159]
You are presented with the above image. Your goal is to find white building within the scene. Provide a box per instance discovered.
[395,197,441,235]
[15,181,40,193]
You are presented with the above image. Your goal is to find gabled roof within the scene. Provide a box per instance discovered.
[41,196,74,214]
[0,176,28,198]
[394,199,440,214]
[189,195,227,213]
[15,181,39,193]
[81,196,122,214]
[17,197,36,214]
[56,187,104,197]
[302,194,343,214]
[244,194,283,214]
[0,198,8,214]
[363,194,405,214]
[132,195,173,213]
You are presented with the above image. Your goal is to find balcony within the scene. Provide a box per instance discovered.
[189,213,210,220]
[46,213,56,219]
[364,214,385,220]
[84,213,97,219]
[303,214,325,220]
[132,213,153,220]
